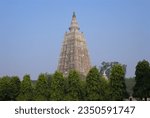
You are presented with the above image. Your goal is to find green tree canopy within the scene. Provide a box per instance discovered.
[109,64,128,100]
[99,61,126,79]
[9,76,21,100]
[0,76,11,100]
[50,71,65,100]
[99,76,110,100]
[34,74,49,100]
[65,70,82,100]
[133,60,150,100]
[17,75,33,101]
[86,67,101,100]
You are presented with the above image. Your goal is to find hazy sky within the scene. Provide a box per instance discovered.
[0,0,150,80]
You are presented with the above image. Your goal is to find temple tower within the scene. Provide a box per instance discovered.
[58,12,91,76]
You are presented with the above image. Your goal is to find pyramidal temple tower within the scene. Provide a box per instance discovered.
[58,12,91,76]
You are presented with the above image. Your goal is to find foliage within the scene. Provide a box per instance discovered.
[86,67,102,100]
[17,75,33,101]
[0,76,21,101]
[1,60,150,101]
[65,70,82,100]
[50,71,65,100]
[109,64,128,100]
[133,60,150,100]
[99,76,110,100]
[34,74,49,100]
[0,76,11,100]
[79,80,86,100]
[99,61,126,79]
[9,76,21,100]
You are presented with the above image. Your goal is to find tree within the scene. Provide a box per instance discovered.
[86,67,102,100]
[50,71,65,100]
[79,80,86,100]
[17,75,33,101]
[34,74,49,100]
[0,76,21,101]
[44,73,53,94]
[109,64,128,100]
[99,76,110,100]
[0,76,11,100]
[65,70,82,100]
[133,60,150,100]
[99,61,126,79]
[9,76,21,100]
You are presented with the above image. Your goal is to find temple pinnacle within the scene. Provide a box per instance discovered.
[69,12,79,31]
[73,12,76,17]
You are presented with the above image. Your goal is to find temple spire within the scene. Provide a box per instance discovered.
[69,12,80,31]
[58,12,91,76]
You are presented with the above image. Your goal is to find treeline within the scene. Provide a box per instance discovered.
[0,60,150,101]
[133,60,150,100]
[0,65,128,101]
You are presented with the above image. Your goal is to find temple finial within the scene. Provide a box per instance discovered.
[73,12,76,17]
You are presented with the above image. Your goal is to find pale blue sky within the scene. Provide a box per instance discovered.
[0,0,150,79]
